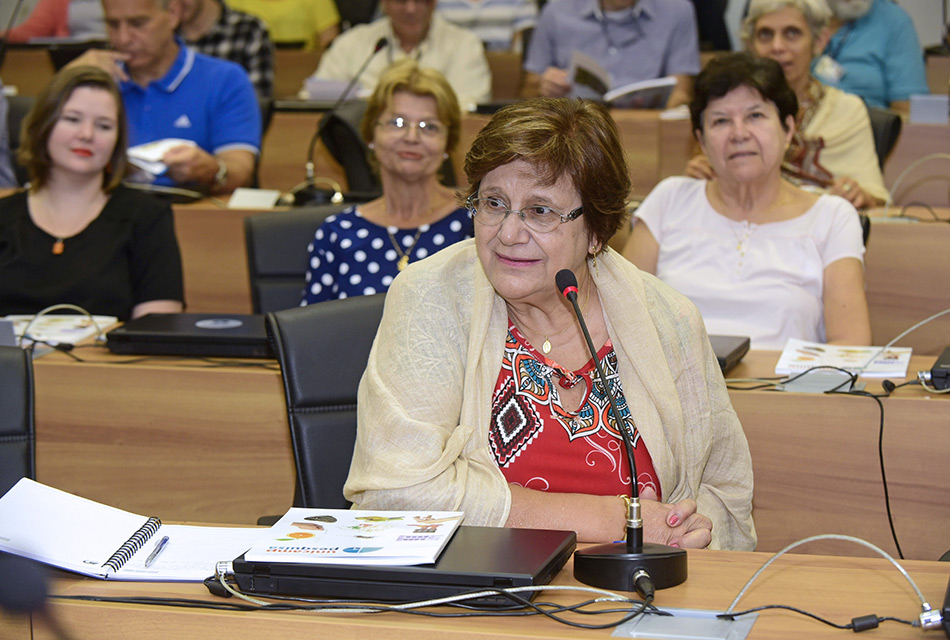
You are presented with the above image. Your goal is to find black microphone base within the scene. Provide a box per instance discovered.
[573,542,687,591]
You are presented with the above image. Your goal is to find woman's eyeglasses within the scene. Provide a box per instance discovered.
[377,116,445,138]
[466,195,583,233]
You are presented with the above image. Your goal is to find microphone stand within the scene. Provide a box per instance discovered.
[556,269,687,593]
[290,38,388,206]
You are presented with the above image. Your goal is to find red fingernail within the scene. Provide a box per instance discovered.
[668,514,679,526]
[670,542,680,548]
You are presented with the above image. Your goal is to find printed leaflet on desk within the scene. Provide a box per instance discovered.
[775,338,912,378]
[243,507,464,566]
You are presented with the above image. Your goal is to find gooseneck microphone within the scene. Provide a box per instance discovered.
[555,269,687,594]
[294,37,388,205]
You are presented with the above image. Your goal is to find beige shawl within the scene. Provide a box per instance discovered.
[345,240,756,551]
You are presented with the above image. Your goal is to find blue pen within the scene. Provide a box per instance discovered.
[144,536,170,568]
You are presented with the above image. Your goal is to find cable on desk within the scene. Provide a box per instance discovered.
[896,201,943,222]
[718,534,936,632]
[55,582,659,630]
[882,152,950,217]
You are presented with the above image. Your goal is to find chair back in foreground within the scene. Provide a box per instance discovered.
[0,346,35,497]
[867,106,902,171]
[244,204,348,313]
[266,293,386,508]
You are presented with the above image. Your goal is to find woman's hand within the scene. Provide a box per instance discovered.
[639,486,712,549]
[829,177,874,210]
[685,154,715,180]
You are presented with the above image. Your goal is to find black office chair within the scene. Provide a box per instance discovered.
[244,204,349,313]
[334,0,379,30]
[0,346,36,497]
[7,95,35,187]
[266,293,386,509]
[866,106,902,171]
[318,99,457,197]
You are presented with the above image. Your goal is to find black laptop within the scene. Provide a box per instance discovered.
[231,526,576,606]
[106,313,272,358]
[709,334,751,373]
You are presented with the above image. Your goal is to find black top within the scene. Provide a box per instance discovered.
[0,186,184,321]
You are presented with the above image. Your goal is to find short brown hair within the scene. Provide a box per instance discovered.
[463,98,631,250]
[360,59,461,153]
[690,52,798,135]
[18,65,129,192]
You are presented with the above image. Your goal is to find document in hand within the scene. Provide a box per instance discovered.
[0,478,263,581]
[568,51,676,109]
[243,507,464,566]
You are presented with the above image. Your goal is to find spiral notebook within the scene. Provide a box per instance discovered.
[0,478,262,582]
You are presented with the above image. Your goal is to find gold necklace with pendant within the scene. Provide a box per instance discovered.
[387,226,425,271]
[517,277,592,355]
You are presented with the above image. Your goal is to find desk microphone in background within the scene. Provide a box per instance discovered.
[0,0,30,67]
[555,269,687,596]
[291,37,389,207]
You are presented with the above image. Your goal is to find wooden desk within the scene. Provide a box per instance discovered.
[173,204,258,313]
[884,122,950,207]
[32,345,950,559]
[865,213,950,355]
[6,549,948,639]
[729,350,950,561]
[273,49,321,100]
[258,111,347,193]
[33,348,293,525]
[0,48,56,96]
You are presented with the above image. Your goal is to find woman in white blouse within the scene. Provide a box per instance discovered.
[624,52,871,350]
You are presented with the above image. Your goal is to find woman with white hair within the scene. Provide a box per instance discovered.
[687,0,887,209]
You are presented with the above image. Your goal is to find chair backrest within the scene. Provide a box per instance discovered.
[7,95,35,187]
[266,293,386,508]
[866,106,902,171]
[319,99,457,195]
[0,346,35,497]
[335,0,379,30]
[244,204,348,313]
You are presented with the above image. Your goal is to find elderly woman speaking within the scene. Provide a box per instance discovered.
[344,98,755,551]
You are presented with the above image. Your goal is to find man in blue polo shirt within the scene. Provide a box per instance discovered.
[71,0,260,193]
[521,0,700,108]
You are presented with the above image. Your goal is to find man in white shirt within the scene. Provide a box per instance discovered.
[310,0,492,110]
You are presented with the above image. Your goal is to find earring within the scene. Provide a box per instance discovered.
[368,143,375,151]
[590,251,599,278]
[442,152,449,159]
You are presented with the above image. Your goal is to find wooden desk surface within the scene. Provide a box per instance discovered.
[865,211,950,355]
[7,549,948,639]
[884,122,950,208]
[33,347,293,525]
[728,350,950,561]
[32,346,950,561]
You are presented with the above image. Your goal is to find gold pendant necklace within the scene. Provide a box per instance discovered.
[388,226,425,271]
[517,277,592,355]
[52,237,65,255]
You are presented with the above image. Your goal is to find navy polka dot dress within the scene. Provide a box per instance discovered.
[301,205,473,305]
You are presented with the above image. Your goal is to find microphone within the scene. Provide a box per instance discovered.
[555,269,687,593]
[294,37,389,206]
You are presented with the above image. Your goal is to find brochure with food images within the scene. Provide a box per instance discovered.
[775,338,912,378]
[243,508,464,566]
